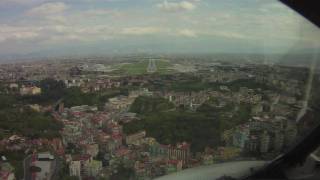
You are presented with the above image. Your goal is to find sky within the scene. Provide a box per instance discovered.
[0,0,319,57]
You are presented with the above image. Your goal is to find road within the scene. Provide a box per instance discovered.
[23,155,32,180]
[23,154,59,180]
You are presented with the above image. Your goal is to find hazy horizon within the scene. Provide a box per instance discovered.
[0,0,319,58]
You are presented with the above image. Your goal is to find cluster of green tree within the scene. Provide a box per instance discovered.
[19,78,128,108]
[197,98,251,130]
[66,87,128,108]
[39,78,66,101]
[0,84,7,93]
[0,94,17,109]
[284,66,309,82]
[18,78,66,104]
[225,79,274,91]
[0,78,131,139]
[169,80,221,92]
[168,78,273,92]
[0,107,63,139]
[64,87,130,110]
[0,80,64,139]
[124,110,221,152]
[124,96,252,152]
[63,87,100,108]
[130,96,174,114]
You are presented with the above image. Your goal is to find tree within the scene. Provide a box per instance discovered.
[0,94,16,109]
[0,107,62,139]
[130,96,174,114]
[124,110,221,152]
[39,78,66,101]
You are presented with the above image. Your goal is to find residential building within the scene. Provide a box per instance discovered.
[168,142,190,167]
[69,161,81,180]
[19,86,41,96]
[126,131,146,146]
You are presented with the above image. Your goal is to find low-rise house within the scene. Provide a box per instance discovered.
[70,154,92,178]
[126,131,146,146]
[19,86,41,96]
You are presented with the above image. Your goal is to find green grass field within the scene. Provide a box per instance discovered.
[114,60,173,75]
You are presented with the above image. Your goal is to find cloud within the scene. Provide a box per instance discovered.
[0,25,39,42]
[44,15,68,24]
[211,31,248,39]
[157,0,196,12]
[82,9,125,18]
[177,29,197,37]
[258,2,291,13]
[0,0,316,56]
[121,27,166,35]
[27,2,68,16]
[0,0,49,6]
